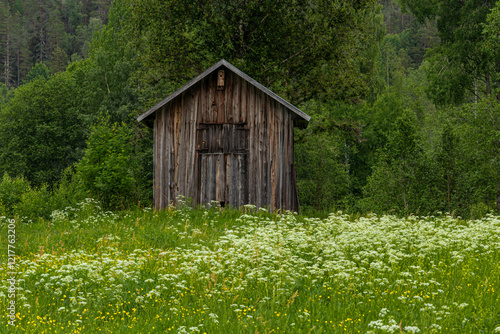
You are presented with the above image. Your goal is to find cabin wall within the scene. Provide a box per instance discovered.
[153,67,298,211]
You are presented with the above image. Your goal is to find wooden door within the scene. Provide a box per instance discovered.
[196,123,249,207]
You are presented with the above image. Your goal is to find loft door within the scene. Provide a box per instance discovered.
[196,123,249,207]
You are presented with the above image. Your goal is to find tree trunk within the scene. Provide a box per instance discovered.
[474,78,478,105]
[39,0,44,62]
[386,50,390,89]
[16,46,19,86]
[4,14,10,87]
[486,72,491,96]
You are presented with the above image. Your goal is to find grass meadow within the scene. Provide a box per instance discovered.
[0,199,499,333]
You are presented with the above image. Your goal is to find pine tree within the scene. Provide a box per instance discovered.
[0,1,13,87]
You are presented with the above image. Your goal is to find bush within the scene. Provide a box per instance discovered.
[50,167,88,210]
[75,119,143,209]
[0,201,6,217]
[0,73,87,187]
[0,170,89,222]
[14,185,53,222]
[0,173,31,216]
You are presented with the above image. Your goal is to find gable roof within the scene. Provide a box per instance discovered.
[136,59,311,123]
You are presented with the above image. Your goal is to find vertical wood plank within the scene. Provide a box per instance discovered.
[190,84,200,203]
[285,112,292,209]
[162,106,167,209]
[251,87,256,207]
[209,155,215,203]
[153,109,160,209]
[238,154,247,207]
[223,124,228,153]
[247,84,255,206]
[163,106,171,209]
[206,74,211,123]
[235,154,240,207]
[210,126,214,152]
[201,77,207,123]
[233,75,240,123]
[165,104,172,206]
[268,102,273,211]
[184,91,191,201]
[231,154,238,207]
[173,98,180,204]
[217,72,225,123]
[200,154,206,205]
[209,72,216,123]
[243,153,249,205]
[212,155,218,203]
[262,95,269,209]
[167,105,175,206]
[222,154,227,203]
[221,154,227,203]
[207,74,212,123]
[185,89,194,201]
[270,99,276,212]
[215,154,221,202]
[285,111,290,210]
[180,92,187,199]
[256,90,262,208]
[277,105,283,209]
[159,107,170,209]
[291,114,295,211]
[226,70,233,123]
[194,150,200,207]
[171,99,177,205]
[241,78,247,123]
[226,154,232,207]
[153,109,158,209]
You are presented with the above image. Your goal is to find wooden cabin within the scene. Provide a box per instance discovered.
[137,59,310,211]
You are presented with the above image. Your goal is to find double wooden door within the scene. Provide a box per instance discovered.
[196,123,249,207]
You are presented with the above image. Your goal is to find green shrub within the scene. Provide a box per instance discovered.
[0,170,90,222]
[50,167,88,210]
[0,200,6,217]
[469,202,490,220]
[75,119,142,209]
[0,173,31,216]
[14,185,53,222]
[0,73,87,187]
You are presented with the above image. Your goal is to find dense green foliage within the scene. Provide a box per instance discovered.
[122,0,383,105]
[0,171,85,221]
[295,0,500,217]
[0,0,111,87]
[0,0,499,217]
[75,119,151,209]
[0,72,86,186]
[295,101,358,211]
[399,0,498,105]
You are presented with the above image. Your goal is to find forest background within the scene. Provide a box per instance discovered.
[0,0,499,219]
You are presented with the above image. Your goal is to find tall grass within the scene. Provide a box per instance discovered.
[0,201,499,333]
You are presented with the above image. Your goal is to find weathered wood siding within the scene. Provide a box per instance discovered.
[153,67,299,211]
